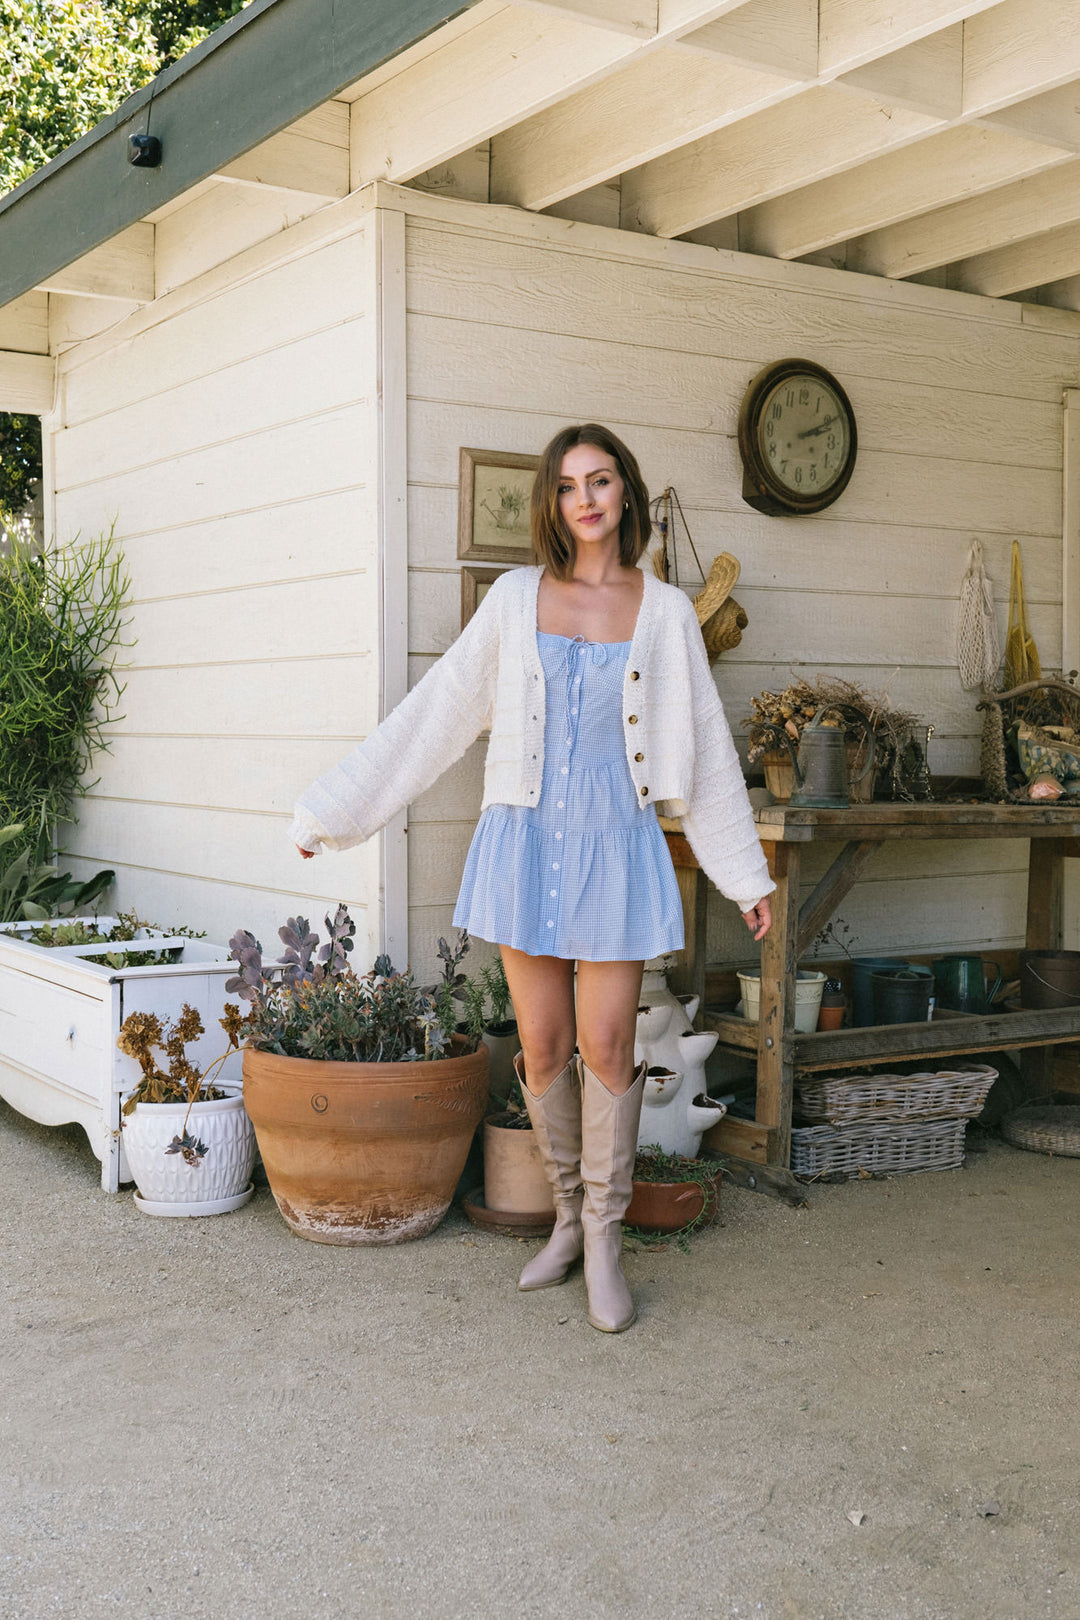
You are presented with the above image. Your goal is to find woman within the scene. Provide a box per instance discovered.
[291,424,773,1333]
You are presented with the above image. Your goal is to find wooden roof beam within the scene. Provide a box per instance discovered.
[35,223,154,303]
[491,49,803,211]
[349,0,749,187]
[949,218,1080,297]
[817,0,1004,78]
[674,0,817,78]
[491,0,1005,214]
[215,105,350,201]
[1031,273,1080,312]
[0,351,54,414]
[0,293,49,356]
[741,125,1070,261]
[845,157,1080,280]
[961,0,1080,117]
[835,25,963,119]
[620,85,941,238]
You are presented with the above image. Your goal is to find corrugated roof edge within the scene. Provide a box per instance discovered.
[0,0,477,312]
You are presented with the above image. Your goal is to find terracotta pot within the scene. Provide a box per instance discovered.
[483,1115,554,1215]
[242,1042,489,1245]
[625,1170,720,1234]
[816,1003,846,1031]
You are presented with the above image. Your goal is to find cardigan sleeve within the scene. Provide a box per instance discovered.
[289,581,503,854]
[676,601,775,914]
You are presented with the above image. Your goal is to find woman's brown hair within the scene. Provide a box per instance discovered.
[530,423,651,580]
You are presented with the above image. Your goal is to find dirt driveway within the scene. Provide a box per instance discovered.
[2,1102,1077,1620]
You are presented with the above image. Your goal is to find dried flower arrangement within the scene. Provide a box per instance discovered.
[226,905,484,1064]
[743,675,928,800]
[117,1001,246,1164]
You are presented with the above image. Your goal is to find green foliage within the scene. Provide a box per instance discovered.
[480,957,514,1030]
[0,0,158,197]
[0,415,42,521]
[0,822,115,923]
[18,907,206,965]
[459,977,487,1046]
[0,532,129,869]
[145,0,247,67]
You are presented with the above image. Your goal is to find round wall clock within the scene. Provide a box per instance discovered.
[737,359,857,516]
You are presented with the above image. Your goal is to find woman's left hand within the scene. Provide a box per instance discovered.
[741,897,772,941]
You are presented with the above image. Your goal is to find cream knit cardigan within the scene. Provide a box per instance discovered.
[289,566,774,914]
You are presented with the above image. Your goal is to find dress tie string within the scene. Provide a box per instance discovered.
[563,636,610,745]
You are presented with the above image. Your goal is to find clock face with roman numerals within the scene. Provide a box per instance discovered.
[737,359,857,516]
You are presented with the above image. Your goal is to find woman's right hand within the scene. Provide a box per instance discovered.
[296,844,315,860]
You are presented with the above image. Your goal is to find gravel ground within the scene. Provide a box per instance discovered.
[2,1099,1078,1620]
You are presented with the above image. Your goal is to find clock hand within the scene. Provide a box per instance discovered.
[797,418,835,440]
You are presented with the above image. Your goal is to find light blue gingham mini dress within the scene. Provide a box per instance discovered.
[453,632,685,961]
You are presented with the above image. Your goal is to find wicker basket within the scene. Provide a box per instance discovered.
[795,1064,997,1126]
[790,1118,968,1180]
[978,678,1080,801]
[1000,1105,1080,1156]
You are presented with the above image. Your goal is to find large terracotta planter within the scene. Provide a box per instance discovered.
[242,1043,489,1245]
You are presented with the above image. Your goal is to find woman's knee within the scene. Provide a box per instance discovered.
[577,1027,636,1079]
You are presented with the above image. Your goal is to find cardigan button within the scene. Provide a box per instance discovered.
[628,715,638,724]
[630,671,639,681]
[634,752,643,762]
[640,786,649,796]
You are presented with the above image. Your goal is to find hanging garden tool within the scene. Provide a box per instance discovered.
[649,486,747,661]
[956,539,1000,692]
[1004,540,1041,690]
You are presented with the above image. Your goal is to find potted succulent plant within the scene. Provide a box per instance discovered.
[625,1147,722,1238]
[117,1001,255,1217]
[232,908,489,1246]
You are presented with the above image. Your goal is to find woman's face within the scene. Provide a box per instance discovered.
[557,443,625,551]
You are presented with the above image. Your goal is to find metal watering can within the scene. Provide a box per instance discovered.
[781,707,875,809]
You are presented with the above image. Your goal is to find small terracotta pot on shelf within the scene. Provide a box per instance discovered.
[816,978,847,1032]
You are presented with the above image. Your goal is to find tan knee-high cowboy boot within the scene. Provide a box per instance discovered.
[515,1053,585,1291]
[579,1059,646,1333]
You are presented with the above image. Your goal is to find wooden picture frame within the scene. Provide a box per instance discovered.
[461,566,509,629]
[457,447,539,564]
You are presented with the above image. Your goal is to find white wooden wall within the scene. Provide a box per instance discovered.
[45,210,384,962]
[400,194,1080,973]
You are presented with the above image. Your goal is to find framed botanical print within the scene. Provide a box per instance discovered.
[461,566,508,629]
[457,447,539,564]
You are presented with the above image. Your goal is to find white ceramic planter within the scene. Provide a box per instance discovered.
[0,918,240,1191]
[123,1090,255,1215]
[634,998,725,1157]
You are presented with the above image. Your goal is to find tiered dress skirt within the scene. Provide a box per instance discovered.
[453,631,685,962]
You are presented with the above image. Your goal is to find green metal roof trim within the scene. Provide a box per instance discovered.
[0,0,479,311]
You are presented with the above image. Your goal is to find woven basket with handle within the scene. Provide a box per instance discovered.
[978,678,1080,801]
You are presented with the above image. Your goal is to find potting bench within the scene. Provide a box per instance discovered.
[665,803,1080,1172]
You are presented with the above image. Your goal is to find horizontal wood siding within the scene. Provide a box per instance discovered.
[50,222,380,959]
[403,210,1080,972]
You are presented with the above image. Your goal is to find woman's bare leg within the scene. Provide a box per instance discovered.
[575,959,645,1095]
[499,945,576,1095]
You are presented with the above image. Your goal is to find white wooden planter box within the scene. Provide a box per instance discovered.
[0,918,241,1192]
